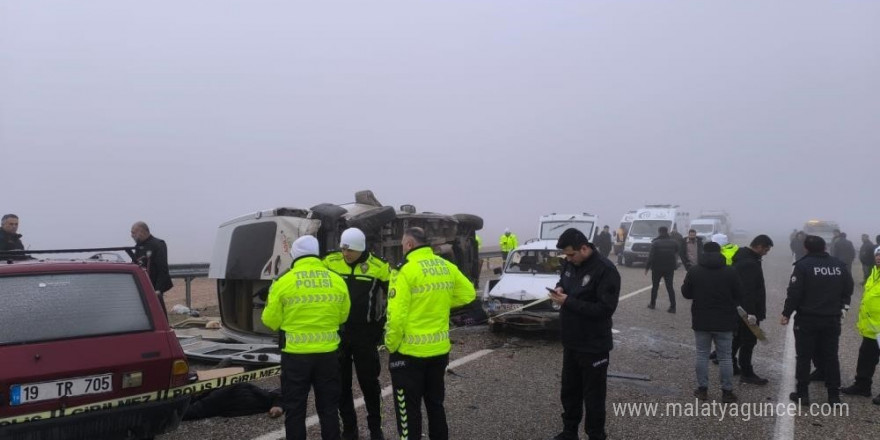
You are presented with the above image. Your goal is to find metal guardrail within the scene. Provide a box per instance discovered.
[169,263,210,309]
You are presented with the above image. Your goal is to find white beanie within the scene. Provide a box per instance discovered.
[340,227,366,252]
[290,235,319,259]
[712,233,729,246]
[874,246,880,256]
[504,228,510,234]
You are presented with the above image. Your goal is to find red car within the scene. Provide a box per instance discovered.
[0,248,190,440]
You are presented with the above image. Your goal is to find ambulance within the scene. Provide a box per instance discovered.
[537,213,599,243]
[621,205,690,266]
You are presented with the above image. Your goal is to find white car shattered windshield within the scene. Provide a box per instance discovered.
[505,250,564,274]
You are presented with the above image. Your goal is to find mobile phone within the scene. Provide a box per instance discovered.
[546,287,557,294]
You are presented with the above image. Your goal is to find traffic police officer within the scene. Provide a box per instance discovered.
[323,228,390,440]
[262,235,351,440]
[499,228,518,261]
[781,235,853,405]
[548,228,620,440]
[386,227,475,440]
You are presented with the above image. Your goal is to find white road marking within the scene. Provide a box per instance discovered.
[772,322,796,440]
[251,283,652,440]
[251,349,495,440]
[619,285,652,302]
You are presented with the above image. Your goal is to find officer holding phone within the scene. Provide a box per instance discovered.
[547,228,620,440]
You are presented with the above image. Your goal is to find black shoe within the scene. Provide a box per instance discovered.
[342,430,359,440]
[789,392,810,405]
[829,390,841,405]
[693,387,708,400]
[840,384,872,397]
[873,394,880,405]
[647,302,656,310]
[551,432,578,440]
[740,374,769,385]
[722,389,738,403]
[369,433,385,440]
[710,351,718,365]
[809,370,825,382]
[667,306,676,313]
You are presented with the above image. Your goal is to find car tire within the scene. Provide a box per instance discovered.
[346,206,397,233]
[452,213,484,231]
[309,203,348,221]
[624,255,634,267]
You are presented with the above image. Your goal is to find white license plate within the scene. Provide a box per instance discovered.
[10,373,113,406]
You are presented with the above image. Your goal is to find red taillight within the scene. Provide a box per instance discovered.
[170,359,190,387]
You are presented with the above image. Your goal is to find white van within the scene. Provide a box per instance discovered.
[619,211,637,235]
[689,218,722,242]
[621,205,690,266]
[537,213,599,243]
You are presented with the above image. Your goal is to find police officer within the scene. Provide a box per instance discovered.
[499,228,518,261]
[781,235,853,405]
[262,235,351,440]
[548,228,620,440]
[323,228,390,440]
[386,227,476,440]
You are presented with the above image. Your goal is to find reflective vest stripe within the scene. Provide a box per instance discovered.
[403,331,449,345]
[286,332,341,344]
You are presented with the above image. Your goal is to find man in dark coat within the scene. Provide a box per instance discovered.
[131,221,174,315]
[548,228,620,440]
[732,235,774,384]
[595,225,613,258]
[0,214,25,253]
[833,232,856,271]
[682,241,744,403]
[645,226,681,313]
[790,231,806,261]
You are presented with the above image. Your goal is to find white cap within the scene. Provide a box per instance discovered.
[504,228,510,234]
[290,235,319,259]
[340,227,366,252]
[874,246,880,256]
[712,233,729,246]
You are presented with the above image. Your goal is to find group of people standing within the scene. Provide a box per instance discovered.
[261,227,476,440]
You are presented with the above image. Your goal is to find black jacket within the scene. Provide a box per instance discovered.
[783,252,853,318]
[860,240,877,266]
[732,247,767,320]
[681,252,743,332]
[556,247,620,353]
[0,230,24,252]
[833,238,856,265]
[679,236,704,268]
[134,235,174,293]
[646,235,680,273]
[595,231,613,254]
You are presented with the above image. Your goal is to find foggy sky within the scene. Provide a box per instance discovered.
[2,1,878,263]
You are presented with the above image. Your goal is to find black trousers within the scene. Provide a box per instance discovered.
[864,264,874,284]
[650,270,676,307]
[561,348,608,440]
[853,336,880,388]
[732,320,759,375]
[389,352,449,440]
[794,315,841,392]
[339,325,383,435]
[281,351,341,440]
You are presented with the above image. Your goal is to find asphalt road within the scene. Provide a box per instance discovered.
[158,248,879,440]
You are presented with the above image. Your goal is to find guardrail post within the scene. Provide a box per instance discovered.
[185,277,193,309]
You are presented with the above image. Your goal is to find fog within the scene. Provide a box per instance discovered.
[2,1,878,262]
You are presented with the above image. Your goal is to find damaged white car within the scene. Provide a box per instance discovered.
[483,241,564,332]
